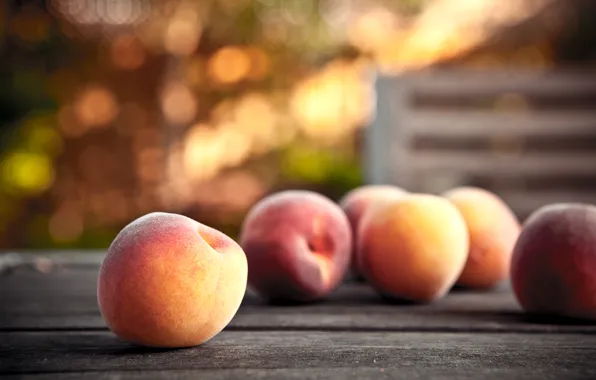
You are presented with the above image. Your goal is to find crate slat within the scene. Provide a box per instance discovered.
[409,110,596,138]
[410,152,596,176]
[405,70,596,97]
[367,69,596,217]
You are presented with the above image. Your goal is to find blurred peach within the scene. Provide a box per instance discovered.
[443,187,520,289]
[339,185,408,277]
[358,194,469,302]
[239,190,352,303]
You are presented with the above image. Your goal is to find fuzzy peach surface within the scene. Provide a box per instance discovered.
[443,187,521,289]
[339,185,408,275]
[357,194,469,302]
[97,212,248,348]
[239,190,352,302]
[511,203,596,321]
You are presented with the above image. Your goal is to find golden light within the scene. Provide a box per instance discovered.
[389,0,548,70]
[290,61,373,143]
[207,46,251,85]
[164,11,203,56]
[292,78,345,142]
[49,202,83,243]
[245,46,271,81]
[233,93,277,152]
[74,86,119,127]
[217,123,252,167]
[271,116,298,147]
[161,82,197,125]
[1,151,55,195]
[183,124,221,181]
[348,7,400,53]
[183,121,253,181]
[111,34,146,70]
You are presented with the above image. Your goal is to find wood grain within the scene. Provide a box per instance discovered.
[2,330,596,375]
[2,252,596,378]
[4,367,596,380]
[2,264,596,333]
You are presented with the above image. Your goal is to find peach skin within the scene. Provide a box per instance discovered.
[239,190,352,303]
[357,194,469,303]
[339,185,408,277]
[443,187,521,289]
[511,203,596,321]
[97,212,248,348]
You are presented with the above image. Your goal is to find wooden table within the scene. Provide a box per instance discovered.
[2,252,596,379]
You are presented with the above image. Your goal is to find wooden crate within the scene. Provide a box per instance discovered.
[365,69,596,219]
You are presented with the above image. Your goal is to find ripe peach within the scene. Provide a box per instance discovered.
[442,187,521,289]
[357,194,469,302]
[239,190,352,303]
[511,203,596,321]
[97,212,248,348]
[339,185,408,277]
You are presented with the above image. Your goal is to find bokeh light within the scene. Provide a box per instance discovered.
[74,86,119,128]
[291,60,374,143]
[207,46,251,85]
[111,34,146,70]
[161,82,197,125]
[233,92,277,151]
[1,151,55,195]
[164,10,203,56]
[1,0,591,249]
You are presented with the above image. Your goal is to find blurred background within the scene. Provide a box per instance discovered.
[0,0,595,250]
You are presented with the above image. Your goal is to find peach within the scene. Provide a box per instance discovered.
[511,203,596,321]
[239,190,352,302]
[339,185,408,277]
[97,212,248,348]
[357,194,469,302]
[442,187,521,289]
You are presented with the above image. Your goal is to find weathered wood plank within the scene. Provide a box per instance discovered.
[409,111,596,138]
[403,70,596,97]
[1,330,595,375]
[2,265,596,333]
[4,367,596,380]
[411,151,596,176]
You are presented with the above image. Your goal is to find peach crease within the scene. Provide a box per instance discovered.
[302,238,333,288]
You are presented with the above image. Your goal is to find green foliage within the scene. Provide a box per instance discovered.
[280,142,362,195]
